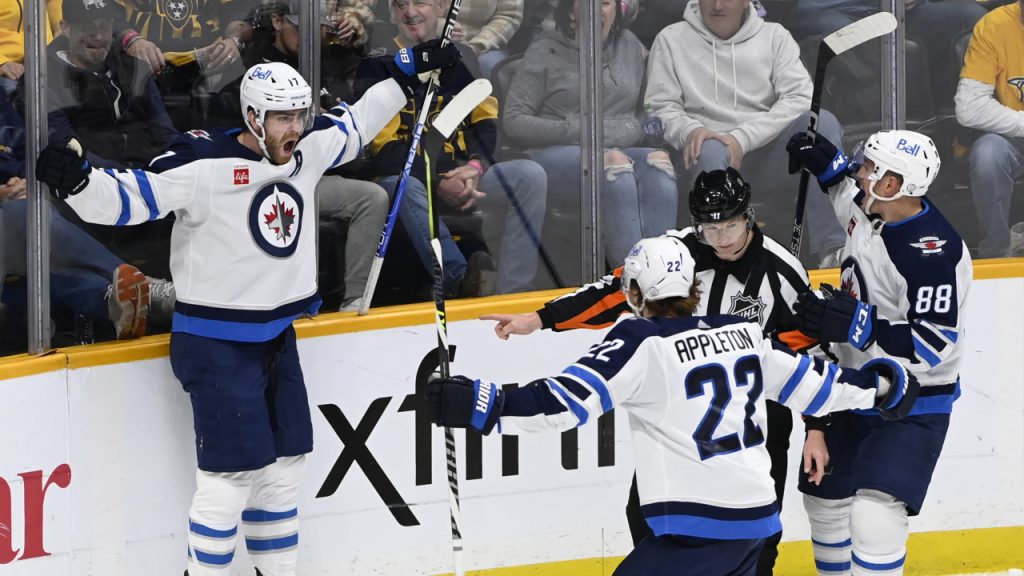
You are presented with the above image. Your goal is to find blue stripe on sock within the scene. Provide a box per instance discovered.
[246,533,299,552]
[189,520,237,539]
[242,508,298,523]
[193,547,234,566]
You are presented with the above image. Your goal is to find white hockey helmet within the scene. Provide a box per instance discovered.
[858,130,940,198]
[239,62,314,159]
[620,237,696,317]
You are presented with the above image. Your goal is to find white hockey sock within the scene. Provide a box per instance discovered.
[244,455,305,576]
[187,469,254,575]
[850,489,909,576]
[804,494,854,575]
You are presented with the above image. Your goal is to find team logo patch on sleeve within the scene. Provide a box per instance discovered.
[249,182,304,258]
[728,294,766,326]
[910,236,946,254]
[186,129,211,141]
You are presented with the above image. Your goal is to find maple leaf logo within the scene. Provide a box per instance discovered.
[263,189,296,243]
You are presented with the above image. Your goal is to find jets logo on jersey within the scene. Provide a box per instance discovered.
[162,0,194,30]
[233,165,250,186]
[910,236,947,254]
[186,129,212,141]
[840,260,867,302]
[249,182,304,258]
[847,217,857,236]
[728,294,766,326]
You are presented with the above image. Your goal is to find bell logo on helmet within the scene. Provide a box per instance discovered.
[896,138,921,156]
[250,66,274,81]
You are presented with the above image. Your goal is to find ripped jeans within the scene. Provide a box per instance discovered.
[528,145,678,265]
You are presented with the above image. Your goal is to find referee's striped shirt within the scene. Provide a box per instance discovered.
[537,227,815,351]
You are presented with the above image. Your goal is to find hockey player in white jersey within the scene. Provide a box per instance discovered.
[35,44,459,576]
[787,129,972,575]
[428,237,919,576]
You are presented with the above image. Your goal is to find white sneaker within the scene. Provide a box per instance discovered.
[106,264,149,339]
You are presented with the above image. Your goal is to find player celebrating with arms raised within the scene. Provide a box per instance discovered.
[787,129,972,575]
[429,237,918,576]
[35,45,458,575]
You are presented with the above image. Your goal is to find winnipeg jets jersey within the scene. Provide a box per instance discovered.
[63,79,408,342]
[828,179,972,415]
[498,315,881,539]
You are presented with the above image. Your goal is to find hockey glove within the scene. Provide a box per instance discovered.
[786,131,849,190]
[37,138,90,199]
[862,358,920,421]
[426,375,503,435]
[795,284,877,350]
[388,39,461,91]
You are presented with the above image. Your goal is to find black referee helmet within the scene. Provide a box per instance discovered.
[689,167,754,224]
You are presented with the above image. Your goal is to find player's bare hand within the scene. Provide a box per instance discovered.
[0,177,27,200]
[481,313,542,340]
[0,61,24,81]
[683,127,716,170]
[802,429,829,486]
[126,38,165,74]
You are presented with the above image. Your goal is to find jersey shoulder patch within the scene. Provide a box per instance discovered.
[149,128,261,173]
[881,201,965,280]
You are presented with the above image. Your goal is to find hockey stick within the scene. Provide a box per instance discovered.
[418,79,492,576]
[358,0,465,316]
[790,12,897,258]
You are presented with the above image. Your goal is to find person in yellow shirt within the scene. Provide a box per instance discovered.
[955,0,1024,258]
[0,0,61,94]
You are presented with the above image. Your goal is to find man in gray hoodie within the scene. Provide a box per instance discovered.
[644,0,846,270]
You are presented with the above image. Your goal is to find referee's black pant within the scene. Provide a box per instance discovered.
[625,400,793,576]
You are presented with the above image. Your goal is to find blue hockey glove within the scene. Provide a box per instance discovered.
[388,39,460,91]
[862,358,920,421]
[36,138,90,199]
[427,375,503,435]
[786,131,849,190]
[795,284,877,350]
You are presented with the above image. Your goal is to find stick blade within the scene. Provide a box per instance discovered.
[823,12,897,56]
[431,79,492,139]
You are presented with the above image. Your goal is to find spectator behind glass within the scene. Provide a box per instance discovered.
[241,0,390,312]
[786,0,985,113]
[357,0,548,298]
[503,0,677,267]
[440,0,523,78]
[955,0,1024,258]
[644,0,846,269]
[115,0,254,129]
[0,0,62,94]
[40,0,177,169]
[0,88,173,345]
[323,0,377,102]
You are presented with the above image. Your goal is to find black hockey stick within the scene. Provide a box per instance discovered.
[791,12,897,258]
[421,78,493,576]
[358,0,465,316]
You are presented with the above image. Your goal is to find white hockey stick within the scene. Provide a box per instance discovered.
[357,78,493,316]
[791,12,898,257]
